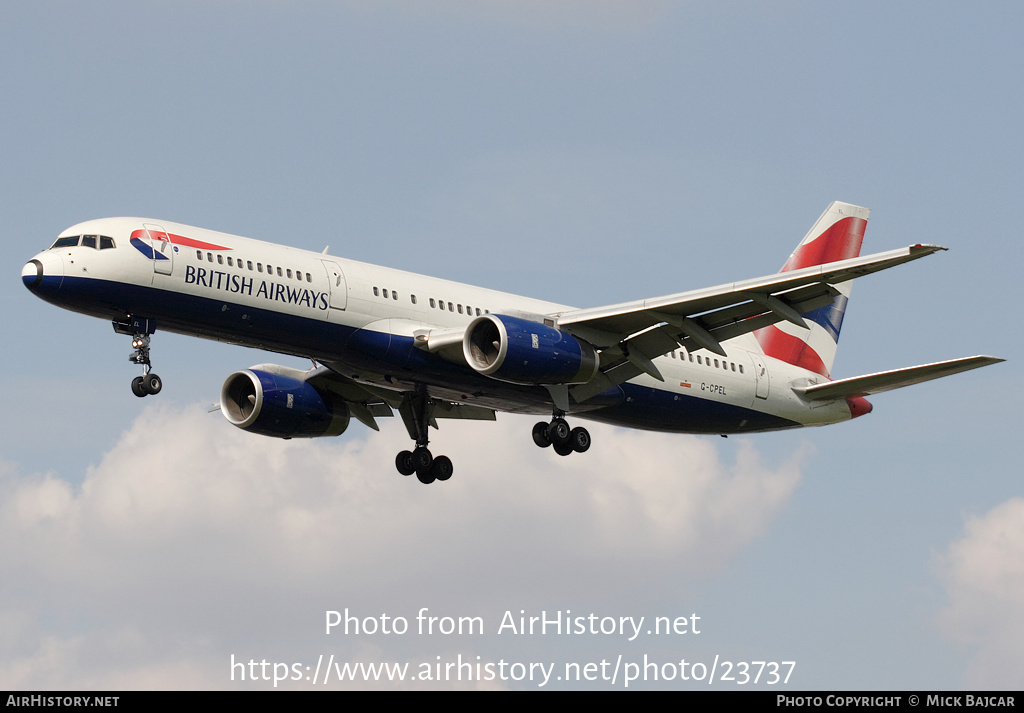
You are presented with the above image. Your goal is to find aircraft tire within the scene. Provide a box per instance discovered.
[413,446,433,476]
[553,441,574,456]
[131,376,147,398]
[547,418,571,446]
[416,467,436,484]
[570,427,591,453]
[396,450,416,476]
[144,373,162,395]
[431,455,453,481]
[532,422,552,448]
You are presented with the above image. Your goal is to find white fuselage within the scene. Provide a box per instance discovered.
[24,217,856,435]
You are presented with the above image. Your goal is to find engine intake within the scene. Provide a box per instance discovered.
[463,314,599,385]
[220,369,350,439]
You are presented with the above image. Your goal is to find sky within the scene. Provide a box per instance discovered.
[1,0,1021,691]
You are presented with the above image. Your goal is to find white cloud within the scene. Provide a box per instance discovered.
[0,403,803,689]
[936,498,1024,690]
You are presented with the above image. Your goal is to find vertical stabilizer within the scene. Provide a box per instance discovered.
[754,202,870,378]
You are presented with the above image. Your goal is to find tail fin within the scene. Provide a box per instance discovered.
[754,201,870,378]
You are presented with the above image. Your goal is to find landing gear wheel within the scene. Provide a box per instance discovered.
[131,376,147,398]
[532,421,552,448]
[416,467,437,484]
[431,455,453,481]
[413,446,433,476]
[143,373,162,395]
[395,450,415,476]
[569,427,591,453]
[553,441,574,456]
[547,418,571,446]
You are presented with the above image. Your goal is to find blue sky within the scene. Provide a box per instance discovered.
[1,1,1021,689]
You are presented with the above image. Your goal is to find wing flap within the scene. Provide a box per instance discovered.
[793,356,1005,401]
[431,402,497,421]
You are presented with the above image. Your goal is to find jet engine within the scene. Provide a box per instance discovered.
[220,368,350,439]
[463,314,599,385]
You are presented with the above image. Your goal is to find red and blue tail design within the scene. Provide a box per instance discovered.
[754,202,870,378]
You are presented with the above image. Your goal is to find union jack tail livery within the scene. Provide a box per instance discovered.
[754,202,870,378]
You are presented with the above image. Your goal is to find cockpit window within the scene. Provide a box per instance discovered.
[81,235,97,249]
[51,236,80,249]
[100,236,115,249]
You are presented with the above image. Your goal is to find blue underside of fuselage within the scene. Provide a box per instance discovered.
[29,274,799,434]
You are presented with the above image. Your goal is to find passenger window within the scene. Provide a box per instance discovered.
[196,250,203,259]
[448,302,453,311]
[458,304,463,314]
[429,298,436,308]
[258,263,264,273]
[697,356,702,365]
[305,273,311,282]
[393,292,398,300]
[439,301,446,311]
[248,261,254,270]
[277,267,282,277]
[217,255,224,265]
[739,365,744,374]
[373,287,379,296]
[227,257,233,267]
[287,269,292,279]
[207,253,213,262]
[411,295,417,305]
[383,289,389,298]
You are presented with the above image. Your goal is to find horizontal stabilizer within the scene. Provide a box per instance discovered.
[793,356,1004,401]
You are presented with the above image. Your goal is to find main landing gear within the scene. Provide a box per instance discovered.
[532,414,591,456]
[128,333,162,398]
[395,447,453,485]
[394,391,453,485]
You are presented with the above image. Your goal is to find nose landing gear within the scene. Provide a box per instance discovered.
[128,334,162,397]
[114,319,162,397]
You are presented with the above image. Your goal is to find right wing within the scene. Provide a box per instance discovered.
[555,244,946,401]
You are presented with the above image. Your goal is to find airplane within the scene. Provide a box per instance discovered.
[22,201,1002,484]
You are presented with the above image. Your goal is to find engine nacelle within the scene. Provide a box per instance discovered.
[220,369,350,439]
[463,314,599,385]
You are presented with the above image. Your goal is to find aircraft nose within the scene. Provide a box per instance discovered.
[22,259,43,289]
[22,252,64,293]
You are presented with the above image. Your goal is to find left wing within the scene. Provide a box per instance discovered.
[309,363,497,430]
[554,244,945,401]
